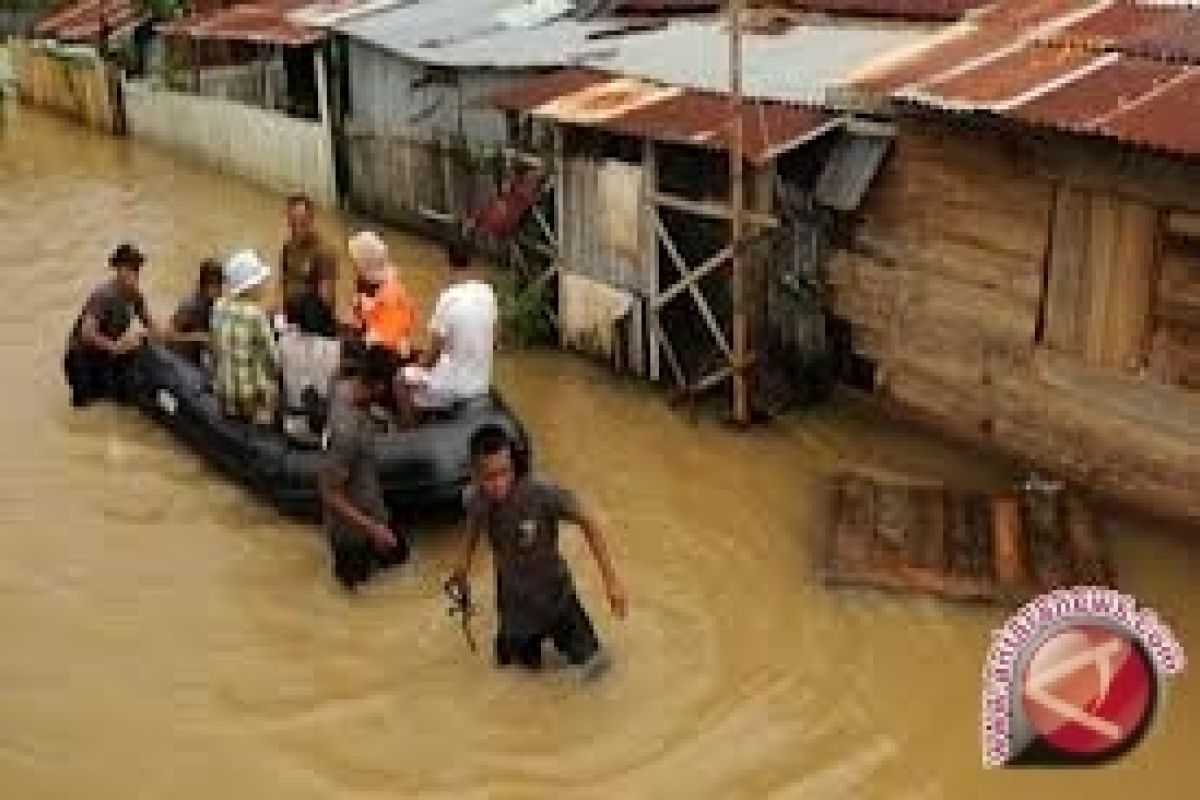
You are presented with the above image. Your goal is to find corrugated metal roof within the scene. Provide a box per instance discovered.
[287,0,410,29]
[910,42,1102,109]
[779,1,990,22]
[1101,68,1200,155]
[490,67,837,163]
[335,0,623,68]
[34,0,145,42]
[580,18,932,105]
[612,0,720,14]
[1012,52,1179,129]
[159,0,327,47]
[853,0,1200,158]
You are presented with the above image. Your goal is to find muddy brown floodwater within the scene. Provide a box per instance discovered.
[1,104,1197,799]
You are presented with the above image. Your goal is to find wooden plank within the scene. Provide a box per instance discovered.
[1042,185,1091,355]
[1081,194,1157,371]
[1166,210,1200,241]
[650,191,777,228]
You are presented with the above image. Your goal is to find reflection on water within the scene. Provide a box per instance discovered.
[0,104,1196,799]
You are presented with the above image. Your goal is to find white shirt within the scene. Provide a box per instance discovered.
[426,280,497,400]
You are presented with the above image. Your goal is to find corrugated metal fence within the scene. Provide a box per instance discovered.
[123,78,335,205]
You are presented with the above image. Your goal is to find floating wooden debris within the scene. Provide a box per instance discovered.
[817,471,1115,604]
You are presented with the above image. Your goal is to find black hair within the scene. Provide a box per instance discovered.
[445,235,473,270]
[286,193,314,212]
[198,258,222,288]
[469,424,529,476]
[341,344,395,388]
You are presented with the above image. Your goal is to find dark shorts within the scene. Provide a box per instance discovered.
[63,346,141,407]
[329,529,409,591]
[495,592,600,669]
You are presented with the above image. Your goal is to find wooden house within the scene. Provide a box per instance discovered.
[834,0,1200,525]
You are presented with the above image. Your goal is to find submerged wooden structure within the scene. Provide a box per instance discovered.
[819,472,1114,603]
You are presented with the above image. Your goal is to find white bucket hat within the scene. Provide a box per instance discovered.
[224,249,271,297]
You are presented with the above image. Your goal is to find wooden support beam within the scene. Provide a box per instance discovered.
[653,244,732,310]
[650,191,777,228]
[649,309,687,390]
[651,209,732,356]
[693,365,733,395]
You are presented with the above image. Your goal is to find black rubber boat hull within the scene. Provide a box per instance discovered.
[132,344,530,518]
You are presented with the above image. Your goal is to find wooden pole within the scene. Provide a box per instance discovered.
[728,0,749,424]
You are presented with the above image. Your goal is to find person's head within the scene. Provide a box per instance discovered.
[223,250,271,303]
[197,258,223,301]
[445,235,473,275]
[341,343,395,406]
[109,243,145,292]
[469,424,518,503]
[285,193,316,241]
[347,230,393,289]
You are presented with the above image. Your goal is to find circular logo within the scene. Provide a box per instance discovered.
[1020,623,1156,761]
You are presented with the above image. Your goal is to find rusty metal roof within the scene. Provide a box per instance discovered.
[490,68,837,164]
[853,0,1200,158]
[910,42,1100,108]
[778,1,990,23]
[159,0,327,47]
[34,0,146,42]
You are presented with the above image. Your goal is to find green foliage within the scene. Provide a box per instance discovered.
[495,270,555,348]
[138,0,180,21]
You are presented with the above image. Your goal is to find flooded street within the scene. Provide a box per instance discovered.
[1,105,1197,798]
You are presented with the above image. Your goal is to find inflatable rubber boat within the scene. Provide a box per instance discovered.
[133,344,530,517]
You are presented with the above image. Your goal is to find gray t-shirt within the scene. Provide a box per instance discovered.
[466,477,582,635]
[321,381,389,544]
[70,277,149,350]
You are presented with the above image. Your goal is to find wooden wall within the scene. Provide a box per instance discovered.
[10,39,120,134]
[831,120,1200,527]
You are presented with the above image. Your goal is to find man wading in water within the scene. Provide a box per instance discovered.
[320,345,411,590]
[448,425,628,679]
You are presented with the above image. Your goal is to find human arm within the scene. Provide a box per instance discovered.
[565,499,627,619]
[256,310,281,377]
[80,312,136,354]
[318,467,397,550]
[421,332,446,369]
[133,291,164,341]
[314,248,337,307]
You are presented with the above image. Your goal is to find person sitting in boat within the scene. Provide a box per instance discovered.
[211,250,280,425]
[167,258,222,368]
[320,344,411,591]
[398,237,496,426]
[345,231,417,361]
[63,243,162,407]
[279,193,338,338]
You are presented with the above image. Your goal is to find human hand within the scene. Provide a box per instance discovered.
[370,522,398,551]
[117,331,145,354]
